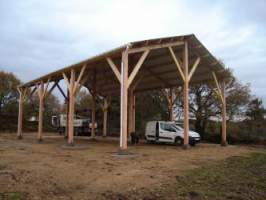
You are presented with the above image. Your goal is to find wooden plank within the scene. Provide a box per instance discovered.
[168,47,185,81]
[188,57,200,81]
[127,50,149,88]
[128,41,184,54]
[106,57,121,83]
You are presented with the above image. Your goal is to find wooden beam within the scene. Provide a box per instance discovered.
[183,42,189,148]
[132,94,136,133]
[37,81,44,142]
[62,72,70,89]
[221,81,227,146]
[101,98,109,137]
[120,49,128,150]
[74,75,88,96]
[127,50,149,88]
[76,64,87,85]
[74,64,87,93]
[188,57,200,81]
[43,78,50,99]
[212,72,227,146]
[17,88,25,139]
[68,69,75,145]
[212,72,224,104]
[168,47,185,81]
[128,41,184,54]
[106,57,121,83]
[91,70,97,139]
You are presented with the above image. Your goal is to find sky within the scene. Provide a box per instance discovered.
[0,0,265,105]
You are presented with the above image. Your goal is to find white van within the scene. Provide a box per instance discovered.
[145,121,201,146]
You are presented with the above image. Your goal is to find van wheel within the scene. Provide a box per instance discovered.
[175,137,183,146]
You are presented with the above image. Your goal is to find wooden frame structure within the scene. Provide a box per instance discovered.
[17,34,227,149]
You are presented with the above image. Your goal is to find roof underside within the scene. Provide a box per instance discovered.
[21,34,225,97]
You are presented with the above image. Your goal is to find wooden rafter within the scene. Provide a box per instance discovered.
[168,46,185,81]
[106,57,121,83]
[212,71,224,105]
[188,57,200,81]
[74,64,87,93]
[127,50,149,88]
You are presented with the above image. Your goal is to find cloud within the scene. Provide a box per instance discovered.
[0,0,265,105]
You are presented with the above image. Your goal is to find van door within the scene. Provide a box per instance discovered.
[159,122,175,143]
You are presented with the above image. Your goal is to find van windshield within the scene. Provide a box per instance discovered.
[160,123,177,132]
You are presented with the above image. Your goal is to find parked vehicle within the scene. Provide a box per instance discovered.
[51,114,97,136]
[145,121,201,146]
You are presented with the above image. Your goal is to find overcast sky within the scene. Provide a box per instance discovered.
[0,0,265,105]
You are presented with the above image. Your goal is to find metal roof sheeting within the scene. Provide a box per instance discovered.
[20,34,225,97]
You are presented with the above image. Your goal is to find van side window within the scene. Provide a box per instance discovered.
[160,123,176,132]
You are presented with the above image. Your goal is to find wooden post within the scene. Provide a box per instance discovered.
[102,98,109,137]
[65,91,69,138]
[120,49,128,150]
[212,72,227,146]
[62,65,87,145]
[169,43,200,149]
[37,81,44,142]
[36,80,50,142]
[221,81,227,146]
[183,42,189,148]
[17,88,26,139]
[68,70,75,145]
[91,70,96,139]
[132,93,136,133]
[128,89,133,135]
[91,94,96,138]
[166,88,174,121]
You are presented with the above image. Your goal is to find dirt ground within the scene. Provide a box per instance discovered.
[0,132,264,200]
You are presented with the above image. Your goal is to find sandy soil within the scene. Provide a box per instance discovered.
[0,132,263,200]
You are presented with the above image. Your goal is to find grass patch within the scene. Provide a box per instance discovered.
[173,152,266,200]
[0,192,24,200]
